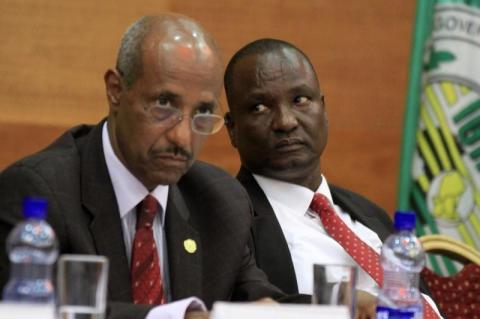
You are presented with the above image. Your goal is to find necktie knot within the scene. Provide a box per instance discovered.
[310,193,332,216]
[137,195,159,229]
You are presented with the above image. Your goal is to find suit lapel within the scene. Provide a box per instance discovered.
[80,122,132,302]
[165,185,201,301]
[237,167,298,294]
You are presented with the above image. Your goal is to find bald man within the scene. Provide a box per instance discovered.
[0,15,283,319]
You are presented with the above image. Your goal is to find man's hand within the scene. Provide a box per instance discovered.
[355,290,377,319]
[185,310,209,319]
[254,297,278,304]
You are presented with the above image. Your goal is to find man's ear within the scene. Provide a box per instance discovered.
[104,69,123,112]
[224,112,237,148]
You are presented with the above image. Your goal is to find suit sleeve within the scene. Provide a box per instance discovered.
[231,243,311,304]
[230,244,285,301]
[106,302,151,319]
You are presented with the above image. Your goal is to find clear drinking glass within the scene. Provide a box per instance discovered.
[56,255,109,319]
[312,264,358,319]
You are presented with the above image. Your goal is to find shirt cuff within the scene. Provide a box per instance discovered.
[145,297,206,319]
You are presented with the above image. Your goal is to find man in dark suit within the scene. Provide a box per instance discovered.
[223,39,441,318]
[0,15,283,319]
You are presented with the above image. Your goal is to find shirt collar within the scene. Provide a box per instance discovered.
[102,122,169,220]
[317,175,334,204]
[252,173,333,215]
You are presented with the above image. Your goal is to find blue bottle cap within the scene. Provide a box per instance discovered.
[23,197,48,219]
[394,211,416,231]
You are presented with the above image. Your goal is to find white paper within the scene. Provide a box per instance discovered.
[0,302,54,319]
[211,302,350,319]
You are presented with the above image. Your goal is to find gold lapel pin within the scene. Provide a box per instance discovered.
[184,239,197,254]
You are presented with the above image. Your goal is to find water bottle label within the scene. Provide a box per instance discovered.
[376,306,415,319]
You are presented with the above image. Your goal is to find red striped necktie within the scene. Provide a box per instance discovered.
[131,194,166,305]
[310,193,438,319]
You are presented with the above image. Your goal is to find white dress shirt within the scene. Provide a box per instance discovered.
[253,174,382,296]
[102,122,205,318]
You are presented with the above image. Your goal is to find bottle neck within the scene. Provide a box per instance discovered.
[395,228,414,233]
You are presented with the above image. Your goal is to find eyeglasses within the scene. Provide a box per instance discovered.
[149,104,224,135]
[115,69,224,135]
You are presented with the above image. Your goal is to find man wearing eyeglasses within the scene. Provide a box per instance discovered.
[0,14,284,319]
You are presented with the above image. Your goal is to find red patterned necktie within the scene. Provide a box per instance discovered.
[131,194,166,305]
[310,193,439,319]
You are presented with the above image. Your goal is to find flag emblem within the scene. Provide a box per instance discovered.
[399,1,480,275]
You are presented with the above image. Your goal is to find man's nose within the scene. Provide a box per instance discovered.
[166,114,193,148]
[271,104,298,132]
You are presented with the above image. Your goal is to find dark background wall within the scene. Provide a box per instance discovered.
[0,1,416,214]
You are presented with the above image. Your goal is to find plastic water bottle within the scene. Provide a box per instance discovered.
[376,211,425,319]
[2,197,58,303]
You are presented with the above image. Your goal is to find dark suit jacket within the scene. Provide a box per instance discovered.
[0,123,283,319]
[237,166,395,295]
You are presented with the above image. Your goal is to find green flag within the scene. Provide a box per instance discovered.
[398,0,480,275]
